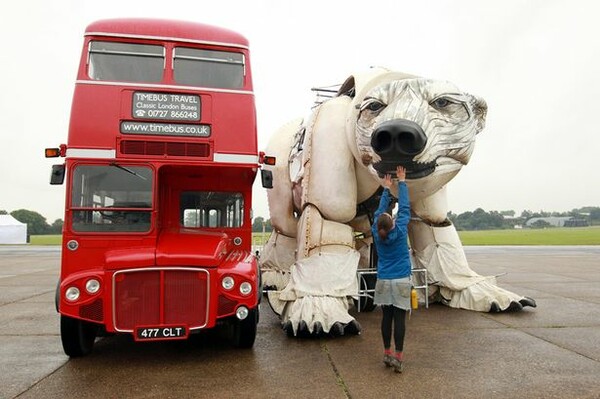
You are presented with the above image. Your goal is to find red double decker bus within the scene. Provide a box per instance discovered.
[46,19,260,356]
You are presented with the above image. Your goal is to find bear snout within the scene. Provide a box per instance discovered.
[370,119,428,176]
[371,119,427,156]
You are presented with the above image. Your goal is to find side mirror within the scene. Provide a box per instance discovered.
[261,169,273,189]
[50,164,65,185]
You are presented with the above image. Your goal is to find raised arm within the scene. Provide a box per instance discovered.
[374,174,393,220]
[395,166,410,227]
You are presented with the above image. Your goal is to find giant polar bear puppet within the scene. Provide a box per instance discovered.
[260,67,536,336]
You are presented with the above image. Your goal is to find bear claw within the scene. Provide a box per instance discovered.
[519,297,537,308]
[489,302,501,313]
[506,301,524,312]
[344,320,362,335]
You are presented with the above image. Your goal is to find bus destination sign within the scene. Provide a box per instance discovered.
[132,92,201,121]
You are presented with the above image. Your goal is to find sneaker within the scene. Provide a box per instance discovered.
[383,354,394,367]
[390,357,404,373]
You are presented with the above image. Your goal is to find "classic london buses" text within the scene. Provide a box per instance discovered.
[133,92,200,121]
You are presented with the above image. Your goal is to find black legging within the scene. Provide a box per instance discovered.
[381,305,407,352]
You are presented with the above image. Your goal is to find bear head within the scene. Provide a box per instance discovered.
[337,67,487,201]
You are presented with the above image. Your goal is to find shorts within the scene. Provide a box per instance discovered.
[374,277,411,310]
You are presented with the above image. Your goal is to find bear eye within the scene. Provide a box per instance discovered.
[431,97,450,109]
[360,99,386,113]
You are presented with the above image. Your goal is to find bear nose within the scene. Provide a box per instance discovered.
[371,119,427,157]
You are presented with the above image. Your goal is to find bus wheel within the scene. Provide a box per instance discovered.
[60,315,97,357]
[54,280,60,313]
[232,308,258,349]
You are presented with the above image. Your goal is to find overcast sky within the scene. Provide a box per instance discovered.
[1,0,599,222]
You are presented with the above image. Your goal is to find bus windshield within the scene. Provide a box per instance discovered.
[181,191,244,228]
[173,47,245,89]
[71,164,153,232]
[87,41,245,89]
[88,41,165,83]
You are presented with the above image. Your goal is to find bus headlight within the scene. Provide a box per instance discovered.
[222,276,235,290]
[85,279,100,294]
[236,306,249,320]
[239,282,252,296]
[65,287,80,302]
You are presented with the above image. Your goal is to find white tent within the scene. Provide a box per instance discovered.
[0,215,27,244]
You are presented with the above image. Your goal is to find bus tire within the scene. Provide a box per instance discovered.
[60,315,97,357]
[232,307,258,349]
[54,280,60,313]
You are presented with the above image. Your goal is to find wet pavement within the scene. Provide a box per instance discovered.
[1,245,599,399]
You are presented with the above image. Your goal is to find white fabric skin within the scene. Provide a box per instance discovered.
[262,96,364,334]
[260,232,294,316]
[279,250,359,334]
[409,219,523,311]
[260,231,296,274]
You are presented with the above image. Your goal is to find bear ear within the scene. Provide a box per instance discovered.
[336,76,356,98]
[470,95,488,134]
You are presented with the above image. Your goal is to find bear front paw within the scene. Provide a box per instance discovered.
[283,320,361,337]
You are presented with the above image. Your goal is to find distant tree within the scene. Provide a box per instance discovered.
[50,219,64,234]
[530,219,551,229]
[252,217,273,233]
[590,208,600,225]
[440,207,599,229]
[520,210,533,219]
[252,216,265,232]
[10,209,51,235]
[568,210,583,218]
[447,211,457,222]
[472,208,489,229]
[0,210,7,215]
[500,210,515,217]
[454,211,474,230]
[454,208,505,231]
[573,206,599,214]
[474,208,503,230]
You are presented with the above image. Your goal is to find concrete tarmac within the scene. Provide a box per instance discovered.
[1,246,599,399]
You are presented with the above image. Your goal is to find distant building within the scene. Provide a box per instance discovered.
[564,218,589,227]
[525,216,589,228]
[0,215,27,244]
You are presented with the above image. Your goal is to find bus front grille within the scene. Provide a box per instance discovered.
[113,268,209,331]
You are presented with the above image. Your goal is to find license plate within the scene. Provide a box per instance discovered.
[135,325,188,341]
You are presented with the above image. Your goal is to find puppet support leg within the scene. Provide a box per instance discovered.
[260,231,297,316]
[278,204,361,335]
[408,219,536,312]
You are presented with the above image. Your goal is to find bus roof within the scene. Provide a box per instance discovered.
[85,18,249,49]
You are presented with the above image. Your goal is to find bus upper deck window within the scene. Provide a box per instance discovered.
[88,41,165,83]
[173,48,245,89]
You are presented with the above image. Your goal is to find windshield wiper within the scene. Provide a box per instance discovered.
[110,162,147,180]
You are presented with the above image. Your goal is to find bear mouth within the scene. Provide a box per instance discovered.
[372,159,437,179]
[406,160,437,179]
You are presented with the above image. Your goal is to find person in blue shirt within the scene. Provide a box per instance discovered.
[371,165,411,373]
